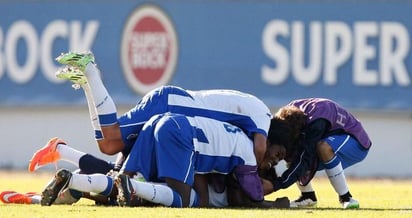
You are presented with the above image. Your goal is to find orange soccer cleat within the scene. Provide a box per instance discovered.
[28,137,66,172]
[0,191,35,204]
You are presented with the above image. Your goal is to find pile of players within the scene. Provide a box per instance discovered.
[0,52,371,209]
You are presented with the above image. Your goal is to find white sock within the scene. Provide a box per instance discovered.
[130,180,175,206]
[82,83,102,139]
[56,144,86,168]
[84,63,117,126]
[129,180,199,207]
[31,195,41,204]
[83,84,99,129]
[325,158,349,196]
[297,181,315,192]
[69,174,113,196]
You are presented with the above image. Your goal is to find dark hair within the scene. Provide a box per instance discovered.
[269,105,307,161]
[268,118,293,149]
[275,105,306,142]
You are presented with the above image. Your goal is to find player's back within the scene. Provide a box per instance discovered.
[187,116,256,174]
[172,88,272,136]
[119,86,271,151]
[187,89,269,115]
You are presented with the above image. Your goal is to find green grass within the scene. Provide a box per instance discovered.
[1,170,411,218]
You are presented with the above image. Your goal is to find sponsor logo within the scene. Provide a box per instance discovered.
[0,20,98,84]
[120,4,178,95]
[262,20,411,86]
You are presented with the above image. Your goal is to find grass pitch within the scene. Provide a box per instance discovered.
[0,170,411,218]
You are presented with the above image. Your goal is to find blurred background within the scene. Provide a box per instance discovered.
[0,0,411,178]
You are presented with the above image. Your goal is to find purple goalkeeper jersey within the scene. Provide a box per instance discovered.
[288,98,371,149]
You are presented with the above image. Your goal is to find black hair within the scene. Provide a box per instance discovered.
[272,105,308,161]
[268,118,293,150]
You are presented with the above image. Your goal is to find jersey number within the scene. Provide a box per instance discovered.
[223,123,242,133]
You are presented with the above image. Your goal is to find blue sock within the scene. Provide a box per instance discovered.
[324,155,340,169]
[79,154,114,174]
[170,189,183,208]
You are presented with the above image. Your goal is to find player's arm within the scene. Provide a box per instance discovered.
[227,176,289,208]
[262,177,275,195]
[271,119,330,191]
[253,133,267,165]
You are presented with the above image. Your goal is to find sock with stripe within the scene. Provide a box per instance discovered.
[324,155,349,196]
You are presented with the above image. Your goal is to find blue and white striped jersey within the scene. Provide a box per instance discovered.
[118,86,272,155]
[186,116,257,174]
[123,113,256,184]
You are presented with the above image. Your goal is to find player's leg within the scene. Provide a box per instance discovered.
[56,52,122,155]
[29,137,65,172]
[0,191,40,204]
[317,134,368,209]
[0,190,85,205]
[289,182,318,208]
[115,174,199,208]
[82,62,121,154]
[154,114,197,207]
[52,189,82,205]
[55,64,104,145]
[117,113,199,208]
[29,138,113,174]
[41,169,114,206]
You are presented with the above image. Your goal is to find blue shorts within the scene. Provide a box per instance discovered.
[317,134,369,171]
[122,113,196,185]
[154,114,195,185]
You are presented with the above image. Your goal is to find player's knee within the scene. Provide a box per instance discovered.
[316,141,334,162]
[98,140,121,155]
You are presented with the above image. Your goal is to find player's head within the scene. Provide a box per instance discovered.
[259,141,286,172]
[267,117,292,150]
[268,105,307,161]
[274,105,306,140]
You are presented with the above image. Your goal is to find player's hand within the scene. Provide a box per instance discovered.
[272,196,290,208]
[106,169,119,178]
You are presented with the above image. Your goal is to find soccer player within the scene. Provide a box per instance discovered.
[51,51,271,167]
[40,113,287,208]
[267,98,372,209]
[12,117,289,207]
[27,118,288,207]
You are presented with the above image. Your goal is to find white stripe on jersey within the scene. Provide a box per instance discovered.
[168,89,272,135]
[187,116,257,166]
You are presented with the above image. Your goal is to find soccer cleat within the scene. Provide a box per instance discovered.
[55,51,95,72]
[342,197,359,209]
[115,174,136,207]
[0,191,34,204]
[289,192,318,208]
[41,168,72,206]
[55,66,87,89]
[290,198,317,208]
[28,137,65,172]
